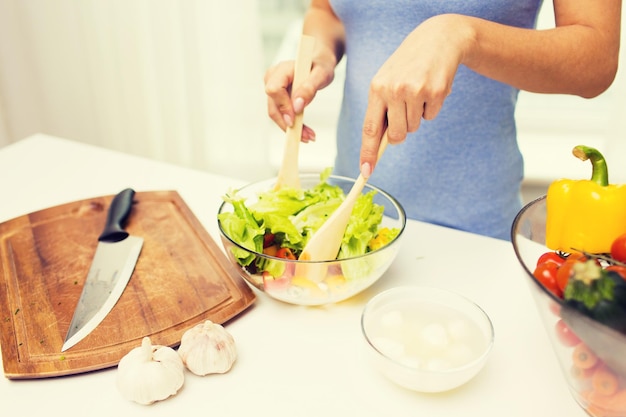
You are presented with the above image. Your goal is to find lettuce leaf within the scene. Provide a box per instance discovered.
[217,193,265,266]
[337,190,384,279]
[339,191,383,257]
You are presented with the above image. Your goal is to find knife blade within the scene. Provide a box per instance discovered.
[61,188,144,352]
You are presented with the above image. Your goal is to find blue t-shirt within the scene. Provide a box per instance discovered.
[329,0,543,240]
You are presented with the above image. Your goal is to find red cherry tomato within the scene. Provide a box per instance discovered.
[556,258,579,293]
[555,253,590,293]
[536,252,566,268]
[555,319,581,347]
[533,262,562,297]
[611,233,626,263]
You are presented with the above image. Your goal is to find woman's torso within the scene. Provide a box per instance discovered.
[328,0,543,240]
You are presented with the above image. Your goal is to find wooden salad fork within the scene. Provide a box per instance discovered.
[273,34,316,191]
[297,131,389,281]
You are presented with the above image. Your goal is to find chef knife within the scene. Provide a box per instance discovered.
[61,188,144,352]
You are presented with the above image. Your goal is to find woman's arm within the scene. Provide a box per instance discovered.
[464,0,621,97]
[264,0,345,139]
[359,0,622,176]
[303,0,346,68]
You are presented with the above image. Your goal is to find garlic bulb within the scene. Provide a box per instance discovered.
[116,336,185,405]
[178,320,237,376]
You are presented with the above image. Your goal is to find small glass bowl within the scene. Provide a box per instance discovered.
[361,286,494,393]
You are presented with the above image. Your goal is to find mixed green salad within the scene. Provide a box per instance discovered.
[218,169,400,279]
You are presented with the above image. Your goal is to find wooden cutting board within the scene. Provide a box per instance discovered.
[0,190,255,379]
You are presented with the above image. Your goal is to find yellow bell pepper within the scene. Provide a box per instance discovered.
[546,145,626,254]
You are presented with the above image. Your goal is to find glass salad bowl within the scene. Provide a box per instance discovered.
[512,196,626,417]
[217,173,406,306]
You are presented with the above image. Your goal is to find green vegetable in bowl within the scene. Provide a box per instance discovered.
[218,195,264,267]
[564,260,626,334]
[218,168,399,272]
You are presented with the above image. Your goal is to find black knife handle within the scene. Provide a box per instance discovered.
[98,188,136,243]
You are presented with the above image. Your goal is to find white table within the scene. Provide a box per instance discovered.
[0,134,584,416]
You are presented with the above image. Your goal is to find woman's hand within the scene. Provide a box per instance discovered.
[360,14,473,177]
[264,45,338,143]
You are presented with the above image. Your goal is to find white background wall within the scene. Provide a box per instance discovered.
[0,0,624,193]
[0,0,274,181]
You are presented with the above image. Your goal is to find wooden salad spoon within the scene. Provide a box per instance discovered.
[273,34,316,191]
[298,130,389,279]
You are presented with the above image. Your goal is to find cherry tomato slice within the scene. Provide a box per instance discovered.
[276,247,296,260]
[263,233,276,248]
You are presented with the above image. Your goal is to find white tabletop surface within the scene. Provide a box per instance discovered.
[0,134,585,416]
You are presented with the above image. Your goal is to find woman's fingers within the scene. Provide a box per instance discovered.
[264,61,297,130]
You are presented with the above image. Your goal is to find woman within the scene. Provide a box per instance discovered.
[264,0,621,240]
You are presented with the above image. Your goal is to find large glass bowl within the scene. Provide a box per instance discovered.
[512,196,626,417]
[217,174,406,306]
